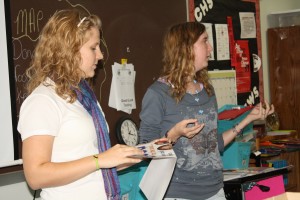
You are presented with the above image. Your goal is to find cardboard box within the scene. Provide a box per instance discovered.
[265,192,300,200]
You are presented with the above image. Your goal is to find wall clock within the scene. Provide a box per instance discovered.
[116,117,139,146]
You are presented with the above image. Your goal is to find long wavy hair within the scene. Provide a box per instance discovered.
[26,9,101,103]
[161,22,213,103]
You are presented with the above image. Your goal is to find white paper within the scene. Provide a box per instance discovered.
[239,12,256,39]
[140,158,176,200]
[215,24,230,60]
[109,62,136,114]
[135,142,177,200]
[203,23,214,60]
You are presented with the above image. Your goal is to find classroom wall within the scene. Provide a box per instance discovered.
[259,0,300,102]
[0,171,38,200]
[1,1,300,199]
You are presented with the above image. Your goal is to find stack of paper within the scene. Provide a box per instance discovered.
[108,62,136,114]
[134,141,177,200]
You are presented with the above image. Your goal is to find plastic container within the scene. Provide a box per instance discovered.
[218,104,253,169]
[217,104,253,135]
[221,142,252,169]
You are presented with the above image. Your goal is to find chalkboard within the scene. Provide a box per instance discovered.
[2,0,187,172]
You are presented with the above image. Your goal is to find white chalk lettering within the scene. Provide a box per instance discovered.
[194,0,214,22]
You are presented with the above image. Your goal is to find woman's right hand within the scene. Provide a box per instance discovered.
[167,119,205,142]
[98,144,144,169]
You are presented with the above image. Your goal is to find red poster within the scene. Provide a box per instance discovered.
[234,40,251,93]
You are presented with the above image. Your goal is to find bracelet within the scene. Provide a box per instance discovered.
[165,130,177,145]
[232,124,243,137]
[93,154,100,170]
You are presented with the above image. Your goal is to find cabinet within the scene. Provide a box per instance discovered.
[267,26,300,192]
[267,26,300,135]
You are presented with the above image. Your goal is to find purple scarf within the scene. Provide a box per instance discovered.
[74,80,120,200]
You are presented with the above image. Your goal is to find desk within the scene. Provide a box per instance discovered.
[224,167,289,200]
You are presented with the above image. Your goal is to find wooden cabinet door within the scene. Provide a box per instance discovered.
[268,26,300,192]
[268,26,300,133]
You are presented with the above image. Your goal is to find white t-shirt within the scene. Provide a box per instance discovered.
[18,78,107,200]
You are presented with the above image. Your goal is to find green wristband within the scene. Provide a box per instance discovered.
[93,154,100,170]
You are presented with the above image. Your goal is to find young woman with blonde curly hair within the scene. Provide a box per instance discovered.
[18,9,144,200]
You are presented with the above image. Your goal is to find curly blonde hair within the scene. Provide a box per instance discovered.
[26,9,101,103]
[161,22,213,103]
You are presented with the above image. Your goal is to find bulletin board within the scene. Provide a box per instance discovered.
[188,0,264,106]
[1,0,187,173]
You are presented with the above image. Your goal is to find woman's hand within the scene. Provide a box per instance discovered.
[152,137,172,145]
[223,100,275,147]
[167,119,205,142]
[247,100,275,122]
[98,144,144,169]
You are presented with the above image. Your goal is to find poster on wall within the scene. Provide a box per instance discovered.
[189,0,262,106]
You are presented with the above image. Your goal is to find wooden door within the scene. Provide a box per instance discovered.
[268,26,300,133]
[268,26,300,192]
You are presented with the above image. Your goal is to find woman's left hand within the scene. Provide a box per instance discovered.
[248,100,275,121]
